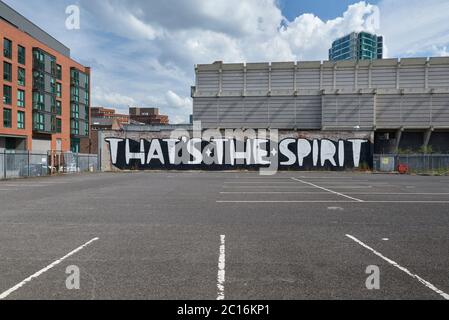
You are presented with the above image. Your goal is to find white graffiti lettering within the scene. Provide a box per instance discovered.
[105,137,369,170]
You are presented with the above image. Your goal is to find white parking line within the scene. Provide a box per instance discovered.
[346,234,449,300]
[0,237,99,300]
[291,178,365,202]
[217,235,226,301]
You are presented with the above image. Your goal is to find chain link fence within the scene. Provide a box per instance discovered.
[374,154,449,174]
[0,150,98,180]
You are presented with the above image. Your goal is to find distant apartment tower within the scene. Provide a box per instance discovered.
[129,107,169,125]
[0,1,90,153]
[329,32,383,61]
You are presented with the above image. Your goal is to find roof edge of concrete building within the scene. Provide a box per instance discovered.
[194,57,449,71]
[192,56,449,154]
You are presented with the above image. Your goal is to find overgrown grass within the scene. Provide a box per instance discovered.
[408,167,449,176]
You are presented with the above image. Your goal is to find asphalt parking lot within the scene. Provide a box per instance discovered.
[0,171,449,300]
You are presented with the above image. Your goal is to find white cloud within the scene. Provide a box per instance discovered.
[431,46,449,57]
[277,2,380,61]
[165,91,192,111]
[171,115,189,125]
[79,1,164,40]
[378,0,449,57]
[92,86,136,107]
[4,0,449,124]
[83,0,284,37]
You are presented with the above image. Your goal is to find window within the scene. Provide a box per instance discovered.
[33,112,45,131]
[71,139,80,153]
[51,116,56,132]
[33,71,44,90]
[33,49,44,70]
[56,64,62,80]
[56,100,62,115]
[3,62,12,82]
[71,69,79,86]
[50,78,56,94]
[50,58,57,76]
[33,92,45,110]
[56,118,62,133]
[18,45,26,65]
[17,111,25,129]
[3,85,12,105]
[18,67,26,86]
[51,116,62,133]
[17,89,25,108]
[50,96,57,114]
[71,103,79,118]
[56,82,62,98]
[84,121,89,136]
[84,91,89,105]
[3,108,12,128]
[71,86,79,102]
[71,119,79,135]
[4,38,12,59]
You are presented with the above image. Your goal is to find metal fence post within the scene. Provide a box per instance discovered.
[2,150,5,180]
[27,151,30,177]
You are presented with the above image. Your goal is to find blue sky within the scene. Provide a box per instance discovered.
[279,0,380,21]
[3,0,449,123]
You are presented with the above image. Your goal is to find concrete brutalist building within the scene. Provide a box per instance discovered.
[192,58,449,154]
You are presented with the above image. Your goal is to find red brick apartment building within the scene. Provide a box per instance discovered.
[129,107,169,125]
[91,107,130,125]
[0,1,90,153]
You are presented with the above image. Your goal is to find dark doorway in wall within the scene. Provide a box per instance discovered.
[374,131,397,154]
[398,132,424,153]
[3,137,27,151]
[428,132,449,153]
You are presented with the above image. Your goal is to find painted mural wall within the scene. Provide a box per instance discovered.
[100,130,373,172]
